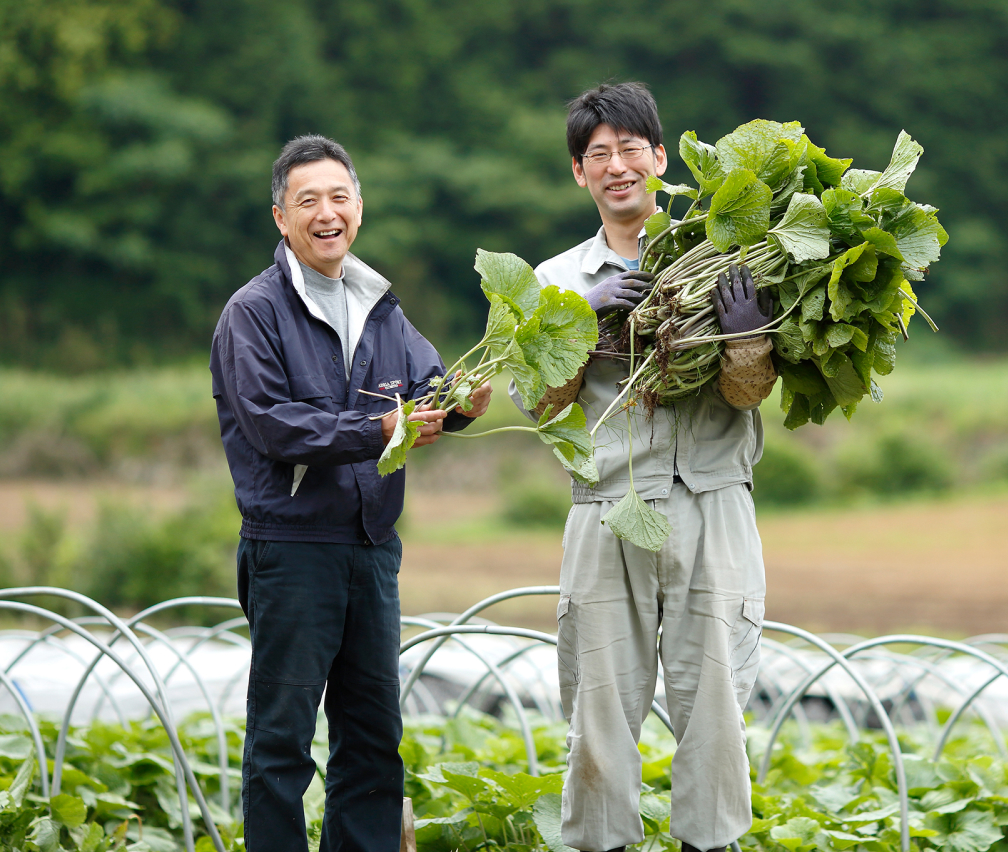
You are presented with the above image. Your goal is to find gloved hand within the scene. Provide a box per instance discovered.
[584,270,655,318]
[711,263,773,337]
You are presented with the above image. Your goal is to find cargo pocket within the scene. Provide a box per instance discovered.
[729,596,764,702]
[556,593,579,720]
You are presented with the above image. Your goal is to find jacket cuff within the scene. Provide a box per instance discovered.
[442,409,473,433]
[365,415,386,458]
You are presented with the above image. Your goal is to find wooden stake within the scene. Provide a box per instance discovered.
[400,797,416,852]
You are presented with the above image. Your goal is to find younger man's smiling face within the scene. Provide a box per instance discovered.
[572,123,667,226]
[273,158,363,278]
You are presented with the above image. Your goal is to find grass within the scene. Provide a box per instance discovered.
[1,356,1006,632]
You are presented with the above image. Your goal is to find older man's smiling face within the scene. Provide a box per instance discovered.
[272,158,363,278]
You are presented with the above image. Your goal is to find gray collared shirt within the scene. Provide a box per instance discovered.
[510,225,764,502]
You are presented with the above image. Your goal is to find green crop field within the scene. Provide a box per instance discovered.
[1,711,1005,852]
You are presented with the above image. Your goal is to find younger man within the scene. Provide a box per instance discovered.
[511,84,776,852]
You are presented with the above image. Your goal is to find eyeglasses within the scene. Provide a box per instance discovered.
[582,144,654,166]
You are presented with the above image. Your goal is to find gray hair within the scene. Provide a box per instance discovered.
[271,135,362,209]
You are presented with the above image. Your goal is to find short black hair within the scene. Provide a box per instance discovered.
[272,134,362,208]
[566,82,663,165]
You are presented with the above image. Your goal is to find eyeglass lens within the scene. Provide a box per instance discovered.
[584,146,649,164]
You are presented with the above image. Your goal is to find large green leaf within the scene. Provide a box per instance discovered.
[483,293,518,359]
[772,315,807,363]
[645,175,697,199]
[644,210,672,243]
[819,352,866,406]
[5,755,35,810]
[474,249,540,321]
[924,809,1003,852]
[767,192,831,263]
[770,816,821,850]
[534,793,578,852]
[601,488,671,552]
[438,768,493,803]
[481,769,562,811]
[859,226,904,260]
[536,403,597,485]
[0,733,32,760]
[29,817,61,852]
[801,284,827,323]
[822,188,874,244]
[376,397,419,476]
[50,793,87,827]
[516,285,598,388]
[705,168,772,251]
[679,130,724,197]
[778,361,830,397]
[827,243,876,321]
[873,330,898,375]
[801,135,852,186]
[715,119,804,189]
[882,198,949,270]
[874,130,924,194]
[842,131,924,199]
[841,168,882,195]
[499,337,544,410]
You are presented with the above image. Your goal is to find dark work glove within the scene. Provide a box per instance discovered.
[711,263,773,336]
[584,270,655,318]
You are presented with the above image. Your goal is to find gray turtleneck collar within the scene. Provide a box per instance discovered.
[299,262,350,373]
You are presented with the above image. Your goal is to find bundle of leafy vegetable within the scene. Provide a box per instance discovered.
[377,250,599,485]
[604,120,947,430]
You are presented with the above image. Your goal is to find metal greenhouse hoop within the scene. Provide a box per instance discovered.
[0,598,226,852]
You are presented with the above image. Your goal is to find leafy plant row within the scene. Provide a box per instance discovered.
[2,711,1006,852]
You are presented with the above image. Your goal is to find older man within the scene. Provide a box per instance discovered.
[210,135,491,852]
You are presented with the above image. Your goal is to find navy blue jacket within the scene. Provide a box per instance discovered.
[210,240,467,545]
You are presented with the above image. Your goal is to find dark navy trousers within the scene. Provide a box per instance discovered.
[237,537,404,852]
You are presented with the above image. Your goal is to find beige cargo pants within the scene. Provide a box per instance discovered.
[557,483,765,852]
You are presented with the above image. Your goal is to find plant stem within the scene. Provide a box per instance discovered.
[590,350,656,440]
[439,425,538,439]
[898,287,940,332]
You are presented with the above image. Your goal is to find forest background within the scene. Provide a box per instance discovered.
[2,0,1006,365]
[1,0,1007,635]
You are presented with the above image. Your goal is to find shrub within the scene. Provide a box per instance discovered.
[838,432,953,497]
[501,480,571,528]
[752,442,821,506]
[78,494,240,617]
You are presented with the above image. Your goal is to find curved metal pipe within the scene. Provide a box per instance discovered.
[399,586,560,707]
[835,635,1008,760]
[129,621,233,814]
[401,622,675,736]
[2,627,128,726]
[0,599,226,852]
[0,667,49,797]
[452,644,559,722]
[759,636,858,742]
[757,622,910,852]
[401,617,542,775]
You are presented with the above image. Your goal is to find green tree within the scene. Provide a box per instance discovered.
[1,0,1006,364]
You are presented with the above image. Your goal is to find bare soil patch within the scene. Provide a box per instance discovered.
[0,479,190,534]
[400,491,1008,636]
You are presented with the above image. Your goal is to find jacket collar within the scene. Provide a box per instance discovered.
[273,239,393,323]
[580,224,649,275]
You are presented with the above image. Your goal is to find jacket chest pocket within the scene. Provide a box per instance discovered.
[288,374,335,411]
